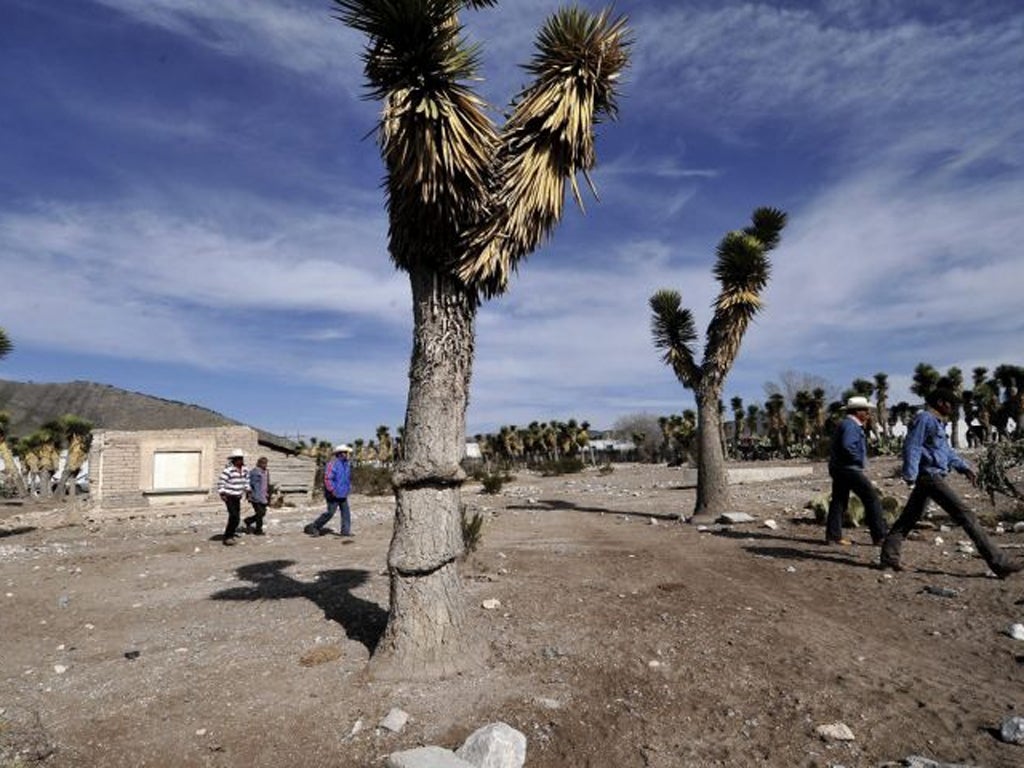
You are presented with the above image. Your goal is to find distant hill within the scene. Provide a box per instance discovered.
[0,379,295,450]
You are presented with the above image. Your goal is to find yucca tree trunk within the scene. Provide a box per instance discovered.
[370,265,482,679]
[692,388,729,521]
[0,440,27,498]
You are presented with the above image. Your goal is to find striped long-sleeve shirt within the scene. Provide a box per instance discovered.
[217,464,250,497]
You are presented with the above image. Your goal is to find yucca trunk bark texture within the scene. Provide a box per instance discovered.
[368,266,483,680]
[692,388,730,522]
[0,440,27,497]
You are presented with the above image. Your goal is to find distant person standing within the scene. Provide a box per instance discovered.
[826,396,888,546]
[304,444,353,537]
[217,449,250,546]
[880,388,1023,578]
[244,456,270,535]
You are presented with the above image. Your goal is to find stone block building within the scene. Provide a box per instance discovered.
[88,425,315,510]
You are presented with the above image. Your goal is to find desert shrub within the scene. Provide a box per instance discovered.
[480,473,505,495]
[598,462,614,475]
[461,506,484,555]
[537,457,585,476]
[351,465,393,496]
[808,490,898,527]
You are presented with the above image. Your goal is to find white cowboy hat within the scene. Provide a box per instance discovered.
[333,444,352,454]
[844,396,874,411]
[227,448,246,459]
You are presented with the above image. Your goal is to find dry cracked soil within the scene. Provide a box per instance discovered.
[2,457,1024,767]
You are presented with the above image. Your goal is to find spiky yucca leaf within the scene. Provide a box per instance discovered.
[712,232,769,312]
[650,289,699,388]
[458,7,630,297]
[334,0,499,273]
[0,328,12,361]
[743,206,787,251]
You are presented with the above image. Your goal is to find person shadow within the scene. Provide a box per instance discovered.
[209,559,387,653]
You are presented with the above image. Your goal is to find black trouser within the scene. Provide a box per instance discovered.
[245,502,267,532]
[882,473,1007,570]
[827,467,887,543]
[223,495,242,539]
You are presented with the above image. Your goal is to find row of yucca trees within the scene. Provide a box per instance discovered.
[472,419,592,468]
[0,411,93,500]
[0,331,93,499]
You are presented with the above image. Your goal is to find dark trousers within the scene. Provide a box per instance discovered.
[827,467,887,543]
[223,495,242,539]
[882,473,1007,570]
[245,502,267,532]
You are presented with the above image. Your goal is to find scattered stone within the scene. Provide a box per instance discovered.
[1001,715,1024,744]
[814,721,855,741]
[956,541,975,555]
[195,728,207,737]
[386,746,475,768]
[379,707,409,733]
[455,722,527,768]
[53,664,68,674]
[482,599,502,610]
[648,517,658,526]
[124,650,141,660]
[533,697,562,710]
[785,566,797,573]
[1014,522,1024,534]
[1006,623,1024,641]
[763,519,778,530]
[347,718,364,739]
[934,536,944,546]
[921,586,959,599]
[717,512,756,525]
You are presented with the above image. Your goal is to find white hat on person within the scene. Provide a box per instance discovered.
[844,396,873,411]
[333,444,352,454]
[228,448,246,459]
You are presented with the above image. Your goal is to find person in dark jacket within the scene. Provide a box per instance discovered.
[244,456,270,535]
[880,388,1023,578]
[826,396,887,546]
[304,444,353,537]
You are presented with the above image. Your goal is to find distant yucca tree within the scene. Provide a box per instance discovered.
[651,207,787,521]
[333,0,629,679]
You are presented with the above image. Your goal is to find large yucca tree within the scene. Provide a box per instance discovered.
[650,207,786,521]
[333,0,629,679]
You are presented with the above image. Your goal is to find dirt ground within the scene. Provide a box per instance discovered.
[2,457,1024,768]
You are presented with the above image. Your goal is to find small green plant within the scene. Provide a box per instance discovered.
[538,457,585,476]
[461,506,484,556]
[480,473,505,494]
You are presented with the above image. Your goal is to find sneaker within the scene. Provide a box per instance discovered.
[303,524,320,536]
[223,536,238,546]
[825,538,853,547]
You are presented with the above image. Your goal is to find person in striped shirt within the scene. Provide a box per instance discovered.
[217,449,250,546]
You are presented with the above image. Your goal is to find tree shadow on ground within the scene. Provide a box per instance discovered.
[711,528,825,546]
[209,559,387,653]
[506,498,682,521]
[742,544,874,570]
[0,526,36,538]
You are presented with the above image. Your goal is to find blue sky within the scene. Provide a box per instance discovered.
[2,0,1022,443]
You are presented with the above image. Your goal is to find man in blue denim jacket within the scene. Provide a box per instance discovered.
[880,389,1022,578]
[304,444,354,537]
[825,396,888,546]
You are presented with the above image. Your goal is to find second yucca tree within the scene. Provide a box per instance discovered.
[651,207,787,522]
[333,0,629,679]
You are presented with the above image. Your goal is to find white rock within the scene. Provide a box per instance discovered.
[53,665,68,674]
[934,536,944,546]
[481,599,502,610]
[1006,623,1024,641]
[455,722,527,768]
[815,722,855,741]
[717,512,756,524]
[764,519,778,530]
[386,746,475,768]
[1000,715,1024,744]
[785,566,797,573]
[195,728,207,737]
[379,708,409,733]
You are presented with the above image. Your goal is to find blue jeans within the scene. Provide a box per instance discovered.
[312,496,351,535]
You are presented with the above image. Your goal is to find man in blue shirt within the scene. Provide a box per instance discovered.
[304,444,354,537]
[880,389,1022,578]
[826,396,887,546]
